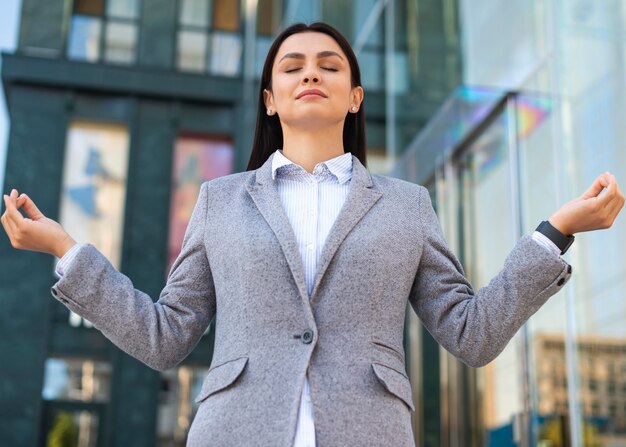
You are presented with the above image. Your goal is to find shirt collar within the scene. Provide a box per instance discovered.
[271,149,353,185]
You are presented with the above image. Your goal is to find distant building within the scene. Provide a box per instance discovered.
[534,334,626,434]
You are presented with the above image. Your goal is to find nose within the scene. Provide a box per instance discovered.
[302,68,320,84]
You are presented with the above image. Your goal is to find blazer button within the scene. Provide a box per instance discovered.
[302,329,314,344]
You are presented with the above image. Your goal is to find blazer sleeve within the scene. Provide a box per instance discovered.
[408,186,572,367]
[51,182,216,371]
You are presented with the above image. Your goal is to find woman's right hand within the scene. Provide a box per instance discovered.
[1,189,76,258]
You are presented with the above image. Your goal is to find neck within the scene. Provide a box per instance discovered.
[281,124,345,173]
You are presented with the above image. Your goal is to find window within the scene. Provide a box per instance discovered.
[42,358,111,402]
[59,120,130,327]
[167,134,234,273]
[59,120,130,269]
[176,0,242,76]
[254,0,284,76]
[41,357,111,447]
[67,0,141,64]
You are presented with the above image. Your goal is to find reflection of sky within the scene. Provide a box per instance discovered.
[42,359,69,400]
[0,0,21,192]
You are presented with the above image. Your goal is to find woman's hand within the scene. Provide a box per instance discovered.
[1,189,76,258]
[549,172,625,235]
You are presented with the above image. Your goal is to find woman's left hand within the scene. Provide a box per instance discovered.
[549,172,625,235]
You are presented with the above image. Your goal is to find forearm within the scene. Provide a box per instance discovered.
[52,244,215,370]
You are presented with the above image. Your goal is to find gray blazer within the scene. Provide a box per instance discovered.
[51,153,572,446]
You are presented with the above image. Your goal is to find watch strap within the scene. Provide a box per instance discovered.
[535,221,575,255]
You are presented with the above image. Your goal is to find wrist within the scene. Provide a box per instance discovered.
[54,235,77,258]
[548,216,573,236]
[537,220,575,255]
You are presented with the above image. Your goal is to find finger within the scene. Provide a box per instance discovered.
[2,196,18,237]
[581,175,609,199]
[19,194,44,220]
[3,192,25,224]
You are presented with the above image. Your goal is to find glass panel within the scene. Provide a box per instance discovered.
[458,113,523,444]
[67,15,102,62]
[46,410,100,447]
[59,121,130,269]
[257,0,283,36]
[156,365,209,446]
[555,1,626,443]
[74,0,104,16]
[177,30,208,72]
[209,32,242,76]
[179,0,210,27]
[106,0,140,19]
[104,21,137,64]
[213,0,239,31]
[284,0,316,23]
[255,36,273,77]
[42,358,111,403]
[167,135,234,272]
[353,0,382,45]
[358,50,383,91]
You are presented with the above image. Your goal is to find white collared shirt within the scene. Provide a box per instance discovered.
[271,149,353,447]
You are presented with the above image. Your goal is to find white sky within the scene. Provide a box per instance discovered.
[0,0,22,192]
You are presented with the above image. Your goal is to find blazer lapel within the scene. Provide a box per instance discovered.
[310,156,382,302]
[245,154,309,302]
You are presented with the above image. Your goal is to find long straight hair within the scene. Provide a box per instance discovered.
[246,22,367,171]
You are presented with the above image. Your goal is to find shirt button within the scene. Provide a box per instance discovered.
[302,329,314,344]
[307,244,314,251]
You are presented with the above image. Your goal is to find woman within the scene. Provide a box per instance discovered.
[2,22,624,447]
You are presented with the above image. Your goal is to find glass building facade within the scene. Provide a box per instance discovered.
[395,1,626,445]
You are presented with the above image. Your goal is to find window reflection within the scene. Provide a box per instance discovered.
[67,0,140,64]
[106,0,140,19]
[179,0,210,27]
[176,0,242,75]
[209,32,242,76]
[59,120,129,270]
[104,21,138,64]
[46,410,100,447]
[177,30,208,72]
[68,16,102,62]
[167,135,233,273]
[42,358,111,403]
[74,0,104,16]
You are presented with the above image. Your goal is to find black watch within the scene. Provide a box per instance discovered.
[536,220,575,255]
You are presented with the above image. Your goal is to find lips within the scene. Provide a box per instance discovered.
[296,89,327,99]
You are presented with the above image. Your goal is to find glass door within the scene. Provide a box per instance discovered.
[435,97,531,447]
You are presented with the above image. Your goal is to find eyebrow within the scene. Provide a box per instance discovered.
[278,50,344,63]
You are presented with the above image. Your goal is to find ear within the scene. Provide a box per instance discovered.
[263,89,274,110]
[349,86,364,112]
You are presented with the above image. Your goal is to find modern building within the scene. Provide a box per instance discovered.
[0,0,461,446]
[394,1,626,446]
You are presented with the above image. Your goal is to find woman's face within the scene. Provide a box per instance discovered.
[264,31,363,130]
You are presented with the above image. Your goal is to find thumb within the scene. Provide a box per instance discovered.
[19,194,45,220]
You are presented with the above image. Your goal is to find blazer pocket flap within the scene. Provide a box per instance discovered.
[371,362,415,412]
[195,357,248,403]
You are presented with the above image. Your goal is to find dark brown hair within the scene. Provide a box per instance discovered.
[246,22,367,170]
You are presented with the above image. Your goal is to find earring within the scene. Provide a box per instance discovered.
[351,106,358,112]
[267,108,272,115]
